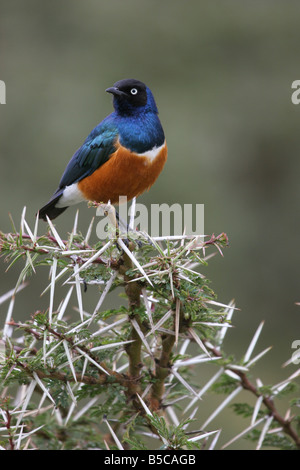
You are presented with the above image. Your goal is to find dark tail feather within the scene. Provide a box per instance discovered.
[39,204,68,221]
[38,190,68,221]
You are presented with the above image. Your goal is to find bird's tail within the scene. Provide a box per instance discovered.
[38,189,68,221]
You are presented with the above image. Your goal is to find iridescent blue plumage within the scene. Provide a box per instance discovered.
[58,85,164,187]
[39,79,166,220]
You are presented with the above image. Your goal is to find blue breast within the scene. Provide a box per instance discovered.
[113,112,165,153]
[108,86,165,153]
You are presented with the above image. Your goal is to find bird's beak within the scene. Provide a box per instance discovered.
[105,87,126,97]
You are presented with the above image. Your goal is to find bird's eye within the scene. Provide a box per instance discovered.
[130,88,138,95]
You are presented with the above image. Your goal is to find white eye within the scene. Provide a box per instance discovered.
[130,88,138,95]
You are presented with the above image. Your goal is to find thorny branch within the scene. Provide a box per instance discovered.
[1,220,299,450]
[203,340,300,449]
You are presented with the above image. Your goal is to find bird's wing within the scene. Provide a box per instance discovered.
[58,126,118,189]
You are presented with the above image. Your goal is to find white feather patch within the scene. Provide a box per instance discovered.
[137,141,166,162]
[56,183,86,208]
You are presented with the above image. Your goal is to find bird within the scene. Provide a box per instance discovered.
[38,79,167,221]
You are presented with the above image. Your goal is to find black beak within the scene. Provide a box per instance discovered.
[105,87,126,97]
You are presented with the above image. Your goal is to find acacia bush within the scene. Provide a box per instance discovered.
[0,208,299,450]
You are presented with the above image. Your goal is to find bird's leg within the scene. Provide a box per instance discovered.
[98,202,131,249]
[96,201,145,249]
[99,202,122,241]
[102,202,118,234]
[115,210,149,249]
[115,210,129,236]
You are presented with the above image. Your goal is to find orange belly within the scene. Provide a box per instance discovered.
[78,142,167,204]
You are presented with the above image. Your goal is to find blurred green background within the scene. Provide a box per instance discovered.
[1,0,300,449]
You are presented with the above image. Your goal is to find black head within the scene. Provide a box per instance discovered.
[106,79,149,112]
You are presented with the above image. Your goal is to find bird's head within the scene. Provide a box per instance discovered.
[106,79,158,115]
